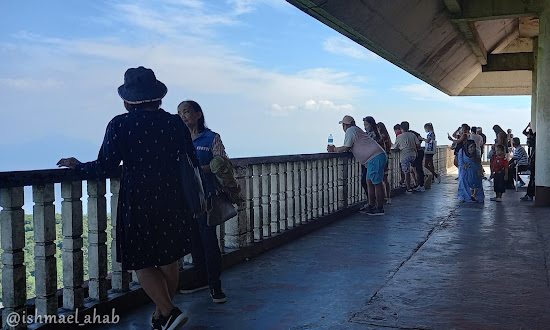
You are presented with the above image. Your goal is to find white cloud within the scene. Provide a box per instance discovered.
[0,78,65,89]
[270,99,353,116]
[323,36,378,61]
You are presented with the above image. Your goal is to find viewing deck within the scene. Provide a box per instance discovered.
[2,148,550,329]
[92,172,550,329]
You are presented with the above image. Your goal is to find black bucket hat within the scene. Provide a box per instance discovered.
[118,66,167,104]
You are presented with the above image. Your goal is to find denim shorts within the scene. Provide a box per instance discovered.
[367,153,388,185]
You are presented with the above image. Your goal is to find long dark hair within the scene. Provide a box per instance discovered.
[493,124,505,138]
[363,116,380,141]
[179,100,207,132]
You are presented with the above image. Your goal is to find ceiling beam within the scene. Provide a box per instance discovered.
[445,0,488,64]
[491,28,520,53]
[451,0,542,21]
[482,52,534,72]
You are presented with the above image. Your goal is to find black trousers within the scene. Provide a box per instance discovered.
[413,149,425,187]
[190,213,222,291]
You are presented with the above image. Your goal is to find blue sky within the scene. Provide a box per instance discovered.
[0,0,532,173]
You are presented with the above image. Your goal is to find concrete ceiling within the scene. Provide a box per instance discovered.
[286,0,540,96]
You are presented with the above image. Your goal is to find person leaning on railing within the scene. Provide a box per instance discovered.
[328,115,388,216]
[57,66,193,330]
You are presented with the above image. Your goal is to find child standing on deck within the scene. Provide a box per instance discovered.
[490,144,509,202]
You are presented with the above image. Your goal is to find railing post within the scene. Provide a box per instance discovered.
[331,158,339,211]
[337,157,348,209]
[252,164,262,241]
[245,166,254,245]
[322,159,329,215]
[1,187,27,330]
[319,159,325,216]
[299,161,307,223]
[278,163,287,231]
[33,184,58,316]
[87,180,108,301]
[261,164,271,238]
[312,160,319,219]
[306,161,313,220]
[109,179,130,292]
[286,161,295,229]
[293,162,302,225]
[61,181,84,309]
[270,163,280,234]
[328,158,334,212]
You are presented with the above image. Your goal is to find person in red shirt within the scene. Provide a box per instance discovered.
[490,144,509,202]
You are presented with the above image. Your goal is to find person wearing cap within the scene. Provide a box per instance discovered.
[327,115,387,215]
[57,66,193,330]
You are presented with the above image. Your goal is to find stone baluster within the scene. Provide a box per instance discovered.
[331,158,339,211]
[87,180,108,301]
[286,161,295,229]
[312,160,319,219]
[244,166,254,245]
[314,160,323,218]
[109,179,131,292]
[322,159,329,215]
[299,161,307,223]
[306,161,313,220]
[252,164,262,241]
[224,166,250,248]
[270,163,280,234]
[278,163,287,231]
[32,184,58,316]
[348,160,355,205]
[61,181,84,309]
[1,187,27,329]
[337,157,348,209]
[355,162,367,202]
[328,158,334,213]
[293,161,302,225]
[261,164,271,238]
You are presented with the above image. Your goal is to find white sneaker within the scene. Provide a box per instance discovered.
[436,175,441,183]
[490,197,502,202]
[413,186,425,192]
[404,189,413,195]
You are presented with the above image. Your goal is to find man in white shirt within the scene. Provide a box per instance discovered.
[470,126,484,157]
[393,121,419,193]
[327,115,387,215]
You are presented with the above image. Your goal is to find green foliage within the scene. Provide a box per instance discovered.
[0,214,113,302]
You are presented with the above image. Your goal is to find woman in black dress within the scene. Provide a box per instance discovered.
[57,66,195,330]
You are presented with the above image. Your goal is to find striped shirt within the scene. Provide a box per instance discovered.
[512,146,528,165]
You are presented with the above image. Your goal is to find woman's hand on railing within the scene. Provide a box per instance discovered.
[57,157,81,170]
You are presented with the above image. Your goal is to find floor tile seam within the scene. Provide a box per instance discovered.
[354,203,461,313]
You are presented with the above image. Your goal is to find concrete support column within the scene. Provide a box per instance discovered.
[532,37,538,133]
[536,2,550,206]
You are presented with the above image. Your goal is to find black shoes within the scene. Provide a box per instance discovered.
[210,288,227,304]
[152,307,188,330]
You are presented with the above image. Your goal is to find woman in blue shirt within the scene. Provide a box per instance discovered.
[178,100,228,304]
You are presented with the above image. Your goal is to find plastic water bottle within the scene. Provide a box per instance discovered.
[328,134,334,146]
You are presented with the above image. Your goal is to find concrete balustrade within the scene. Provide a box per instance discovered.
[0,148,454,328]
